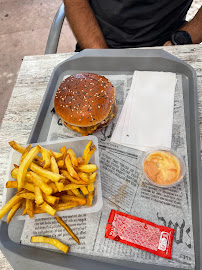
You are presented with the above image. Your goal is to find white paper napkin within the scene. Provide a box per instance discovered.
[111,71,176,152]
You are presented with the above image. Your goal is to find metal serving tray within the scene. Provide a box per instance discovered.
[0,49,201,270]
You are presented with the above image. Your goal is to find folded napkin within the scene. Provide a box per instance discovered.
[111,71,177,152]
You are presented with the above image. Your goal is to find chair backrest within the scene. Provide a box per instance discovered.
[45,3,65,54]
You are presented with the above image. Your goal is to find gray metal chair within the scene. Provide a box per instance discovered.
[45,3,65,54]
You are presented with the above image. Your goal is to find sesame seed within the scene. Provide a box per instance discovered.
[80,111,82,113]
[69,102,71,103]
[79,119,81,121]
[55,97,58,99]
[60,105,62,107]
[71,115,72,117]
[92,100,94,102]
[82,114,84,116]
[66,105,68,107]
[62,98,64,101]
[101,90,103,92]
[98,106,100,108]
[77,111,78,114]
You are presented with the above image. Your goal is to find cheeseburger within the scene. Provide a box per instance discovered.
[54,73,117,135]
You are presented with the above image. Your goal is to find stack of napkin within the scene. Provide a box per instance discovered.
[111,71,177,152]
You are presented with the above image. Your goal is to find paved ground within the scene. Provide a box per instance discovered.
[0,0,201,125]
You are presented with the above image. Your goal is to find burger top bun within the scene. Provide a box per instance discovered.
[54,73,115,127]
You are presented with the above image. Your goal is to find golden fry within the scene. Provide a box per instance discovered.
[84,145,96,164]
[71,189,85,199]
[82,140,92,160]
[55,181,64,192]
[86,192,94,206]
[9,141,26,154]
[80,186,89,196]
[0,194,22,220]
[89,172,97,183]
[30,162,64,182]
[11,167,18,179]
[77,157,85,165]
[64,154,80,181]
[31,236,69,253]
[40,202,56,216]
[50,156,59,174]
[43,194,59,205]
[17,145,40,189]
[50,156,63,191]
[88,183,94,192]
[67,149,78,167]
[55,217,80,244]
[57,160,65,169]
[49,149,63,160]
[28,172,52,195]
[20,145,31,164]
[26,199,34,218]
[18,192,35,200]
[7,200,24,223]
[54,202,79,211]
[78,164,97,173]
[34,207,45,214]
[40,146,51,169]
[23,182,35,192]
[49,182,58,194]
[77,172,89,183]
[6,181,17,188]
[60,195,86,205]
[35,186,44,205]
[60,146,67,155]
[62,184,87,191]
[60,170,86,185]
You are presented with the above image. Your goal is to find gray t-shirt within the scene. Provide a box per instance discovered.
[76,0,192,50]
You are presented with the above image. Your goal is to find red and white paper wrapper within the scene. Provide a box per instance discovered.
[105,210,175,259]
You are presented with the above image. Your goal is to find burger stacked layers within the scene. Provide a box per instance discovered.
[54,73,117,135]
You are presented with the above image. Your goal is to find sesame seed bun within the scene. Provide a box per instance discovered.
[54,73,116,128]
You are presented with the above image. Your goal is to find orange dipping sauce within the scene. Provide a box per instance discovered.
[143,151,182,186]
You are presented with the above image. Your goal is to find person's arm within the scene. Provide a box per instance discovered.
[64,0,108,49]
[164,6,202,46]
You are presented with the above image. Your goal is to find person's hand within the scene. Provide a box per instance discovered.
[163,41,173,46]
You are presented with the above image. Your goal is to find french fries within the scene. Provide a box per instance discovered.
[0,140,97,224]
[0,194,23,219]
[35,186,44,205]
[40,147,51,169]
[55,217,80,244]
[67,149,78,167]
[26,199,34,218]
[78,164,97,173]
[40,202,56,216]
[9,141,26,154]
[60,195,86,205]
[17,145,40,188]
[87,192,94,206]
[88,183,94,192]
[31,236,69,253]
[6,181,18,188]
[54,202,79,211]
[28,171,52,195]
[65,154,81,181]
[80,186,89,196]
[7,200,24,224]
[30,163,64,182]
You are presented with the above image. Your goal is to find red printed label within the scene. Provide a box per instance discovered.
[105,210,175,259]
